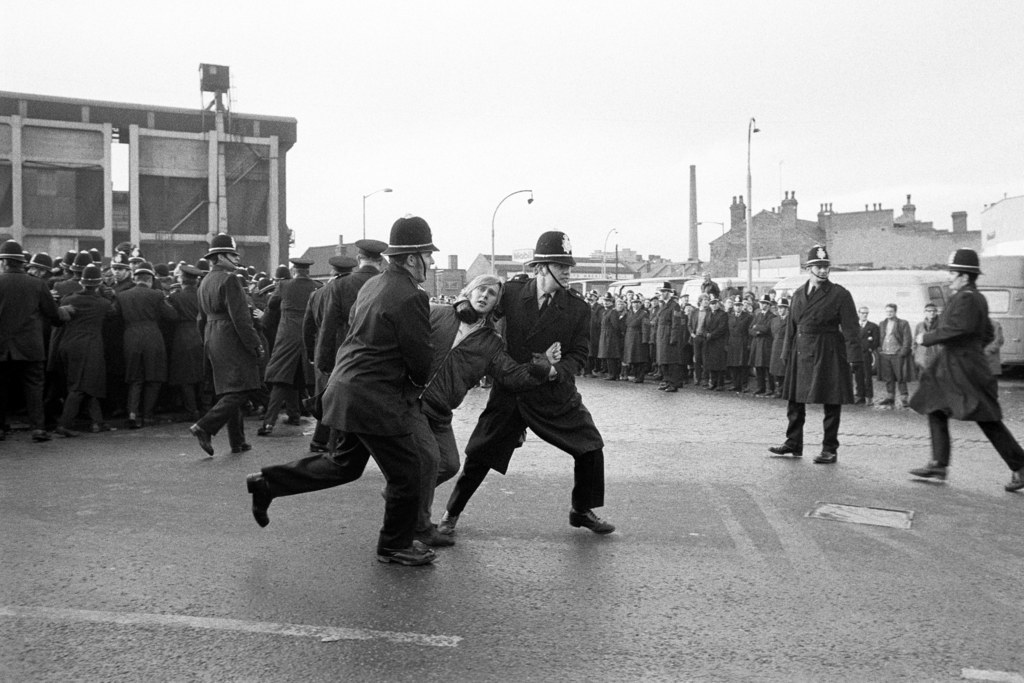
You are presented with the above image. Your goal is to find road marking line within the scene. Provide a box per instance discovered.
[0,606,461,648]
[962,669,1024,682]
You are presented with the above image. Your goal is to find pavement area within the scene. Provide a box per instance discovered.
[2,376,1024,682]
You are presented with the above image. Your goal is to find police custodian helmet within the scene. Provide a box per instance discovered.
[947,248,981,275]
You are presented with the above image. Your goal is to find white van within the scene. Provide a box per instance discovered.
[772,270,948,331]
[679,277,780,304]
[606,277,690,300]
[978,255,1024,367]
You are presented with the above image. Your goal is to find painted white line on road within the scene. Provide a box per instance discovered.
[0,606,461,648]
[962,668,1024,682]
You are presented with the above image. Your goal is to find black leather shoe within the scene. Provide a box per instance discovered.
[284,416,302,426]
[189,424,214,456]
[909,463,946,480]
[1005,469,1024,492]
[814,451,838,464]
[256,425,273,437]
[231,443,253,454]
[127,414,141,430]
[415,526,455,547]
[309,442,330,453]
[663,386,678,393]
[246,473,272,527]
[376,541,437,566]
[569,509,615,534]
[768,444,802,457]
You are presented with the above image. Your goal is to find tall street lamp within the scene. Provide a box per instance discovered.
[362,187,393,239]
[602,228,617,279]
[746,117,760,293]
[491,189,534,275]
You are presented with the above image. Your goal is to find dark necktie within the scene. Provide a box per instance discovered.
[539,293,551,313]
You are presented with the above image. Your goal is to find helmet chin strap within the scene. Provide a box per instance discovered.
[543,263,569,293]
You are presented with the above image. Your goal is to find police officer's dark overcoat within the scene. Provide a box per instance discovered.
[197,265,263,394]
[314,266,379,373]
[749,308,775,368]
[654,298,686,365]
[703,308,730,372]
[622,308,649,365]
[465,277,604,473]
[598,307,626,359]
[56,290,112,397]
[320,262,432,435]
[264,275,321,386]
[780,279,861,404]
[727,310,751,367]
[909,283,1001,421]
[166,284,205,386]
[115,285,175,382]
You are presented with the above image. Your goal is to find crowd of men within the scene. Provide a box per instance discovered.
[579,277,1004,406]
[0,236,388,445]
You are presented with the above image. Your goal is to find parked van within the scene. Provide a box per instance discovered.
[772,270,948,332]
[606,277,690,300]
[979,255,1024,367]
[679,277,779,304]
[567,278,615,296]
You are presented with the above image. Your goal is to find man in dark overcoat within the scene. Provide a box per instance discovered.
[908,249,1024,491]
[702,296,730,389]
[769,245,861,464]
[53,264,113,435]
[586,292,604,377]
[246,217,439,566]
[654,284,686,392]
[0,240,70,442]
[190,234,266,456]
[598,295,626,381]
[768,298,790,397]
[727,297,752,393]
[749,294,776,396]
[442,230,616,536]
[313,239,387,377]
[114,262,176,428]
[258,257,322,435]
[167,265,206,421]
[622,298,650,383]
[301,254,355,452]
[852,306,880,405]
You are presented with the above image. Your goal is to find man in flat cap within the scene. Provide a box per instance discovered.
[441,230,616,536]
[257,256,321,436]
[247,218,437,566]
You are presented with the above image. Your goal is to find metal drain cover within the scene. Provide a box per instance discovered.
[806,502,914,529]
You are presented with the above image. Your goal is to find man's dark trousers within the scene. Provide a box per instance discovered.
[785,400,842,453]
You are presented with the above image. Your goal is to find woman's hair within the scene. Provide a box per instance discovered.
[459,274,503,300]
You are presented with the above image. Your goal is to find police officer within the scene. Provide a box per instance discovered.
[441,230,616,536]
[301,252,358,452]
[909,249,1024,491]
[0,240,71,442]
[190,234,265,456]
[246,217,439,566]
[257,257,321,436]
[769,245,861,464]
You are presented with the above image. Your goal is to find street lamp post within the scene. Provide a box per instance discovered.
[491,189,534,275]
[746,117,760,293]
[602,228,617,279]
[362,187,393,240]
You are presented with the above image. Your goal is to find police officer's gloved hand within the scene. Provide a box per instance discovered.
[454,300,479,324]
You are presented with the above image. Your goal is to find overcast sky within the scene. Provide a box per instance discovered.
[4,1,1023,268]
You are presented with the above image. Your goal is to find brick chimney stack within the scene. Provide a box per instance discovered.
[780,190,798,231]
[902,194,916,223]
[338,234,345,254]
[730,196,746,233]
[952,211,968,233]
[448,255,458,269]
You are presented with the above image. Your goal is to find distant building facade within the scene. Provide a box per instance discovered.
[0,90,296,269]
[708,192,981,275]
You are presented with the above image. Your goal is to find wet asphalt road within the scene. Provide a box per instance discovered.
[2,376,1024,682]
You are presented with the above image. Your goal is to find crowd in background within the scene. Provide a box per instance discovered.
[578,277,1005,402]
